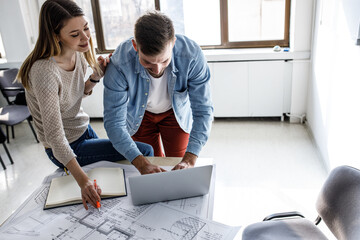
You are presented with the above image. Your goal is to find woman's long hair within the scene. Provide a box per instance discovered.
[17,0,101,89]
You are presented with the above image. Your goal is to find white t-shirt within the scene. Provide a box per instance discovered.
[146,69,172,114]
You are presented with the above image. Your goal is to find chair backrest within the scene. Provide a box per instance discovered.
[316,165,360,240]
[0,68,24,103]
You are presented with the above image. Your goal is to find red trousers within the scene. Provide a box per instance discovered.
[132,109,189,157]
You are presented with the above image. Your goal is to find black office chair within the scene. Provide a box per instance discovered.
[0,127,13,170]
[0,68,39,143]
[0,68,24,104]
[242,165,360,240]
[316,165,360,240]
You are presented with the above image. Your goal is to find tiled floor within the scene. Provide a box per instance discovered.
[0,118,335,239]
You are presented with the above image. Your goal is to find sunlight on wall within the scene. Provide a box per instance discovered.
[328,0,360,169]
[310,0,336,160]
[311,0,360,169]
[327,2,360,168]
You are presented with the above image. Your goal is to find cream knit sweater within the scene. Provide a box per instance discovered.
[26,53,89,166]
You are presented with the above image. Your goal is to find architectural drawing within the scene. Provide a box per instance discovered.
[0,162,239,239]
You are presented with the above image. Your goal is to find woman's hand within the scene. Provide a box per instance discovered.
[80,179,102,210]
[92,53,112,79]
[65,158,102,210]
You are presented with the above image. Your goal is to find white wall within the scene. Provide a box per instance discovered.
[0,0,33,64]
[288,0,314,122]
[307,0,360,169]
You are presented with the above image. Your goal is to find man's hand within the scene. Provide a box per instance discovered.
[132,155,166,175]
[172,152,198,170]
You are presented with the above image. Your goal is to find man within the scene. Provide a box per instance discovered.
[103,11,213,174]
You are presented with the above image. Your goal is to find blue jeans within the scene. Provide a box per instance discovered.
[45,125,154,168]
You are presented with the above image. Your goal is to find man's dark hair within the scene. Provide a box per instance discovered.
[134,11,175,56]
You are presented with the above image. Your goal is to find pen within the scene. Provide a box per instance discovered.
[94,179,101,212]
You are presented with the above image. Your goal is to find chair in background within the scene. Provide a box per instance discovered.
[0,68,24,104]
[242,165,360,240]
[316,165,360,240]
[0,127,13,170]
[0,68,39,143]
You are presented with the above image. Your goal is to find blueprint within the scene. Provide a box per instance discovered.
[0,161,240,239]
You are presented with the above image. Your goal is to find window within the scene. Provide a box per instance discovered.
[161,0,221,46]
[76,0,290,53]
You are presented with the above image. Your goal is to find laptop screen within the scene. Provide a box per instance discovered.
[129,165,213,205]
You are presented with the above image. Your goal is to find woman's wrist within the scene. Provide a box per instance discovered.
[66,158,89,187]
[89,75,101,83]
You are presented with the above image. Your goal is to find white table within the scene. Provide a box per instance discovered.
[0,158,239,239]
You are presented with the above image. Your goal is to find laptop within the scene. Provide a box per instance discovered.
[129,165,213,205]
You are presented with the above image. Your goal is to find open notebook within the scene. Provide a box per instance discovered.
[44,167,127,210]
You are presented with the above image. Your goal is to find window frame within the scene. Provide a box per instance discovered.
[89,0,291,53]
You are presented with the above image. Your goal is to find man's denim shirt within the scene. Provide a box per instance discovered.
[103,34,214,162]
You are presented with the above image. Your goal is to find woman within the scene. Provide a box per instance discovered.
[17,0,153,210]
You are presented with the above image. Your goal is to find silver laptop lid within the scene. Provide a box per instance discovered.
[129,165,213,206]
